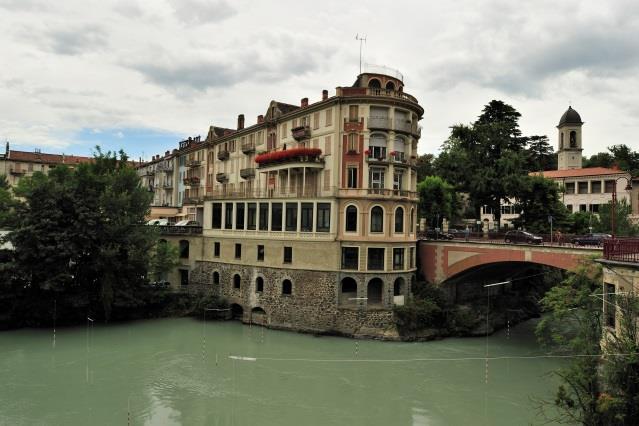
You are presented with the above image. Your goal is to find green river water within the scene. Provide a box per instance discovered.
[0,318,564,425]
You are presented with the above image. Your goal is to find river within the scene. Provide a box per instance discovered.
[0,317,564,425]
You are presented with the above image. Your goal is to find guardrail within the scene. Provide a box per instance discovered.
[418,231,607,248]
[157,225,202,235]
[603,238,639,263]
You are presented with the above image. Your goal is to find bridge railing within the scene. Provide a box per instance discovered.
[603,238,639,263]
[418,231,604,248]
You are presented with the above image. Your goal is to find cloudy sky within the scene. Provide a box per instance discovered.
[1,0,638,160]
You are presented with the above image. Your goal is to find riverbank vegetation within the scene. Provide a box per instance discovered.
[0,149,226,329]
[536,260,639,425]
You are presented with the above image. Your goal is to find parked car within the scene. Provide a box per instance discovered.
[504,230,543,245]
[149,280,170,289]
[146,218,169,226]
[571,233,611,246]
[447,229,467,239]
[174,220,200,226]
[425,229,454,240]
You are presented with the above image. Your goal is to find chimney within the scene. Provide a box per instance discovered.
[165,150,170,156]
[301,97,308,108]
[257,114,264,124]
[237,114,245,130]
[322,89,328,100]
[172,149,178,154]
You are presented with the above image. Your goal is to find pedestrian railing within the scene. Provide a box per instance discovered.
[603,238,639,263]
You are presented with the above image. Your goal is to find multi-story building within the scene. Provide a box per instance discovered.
[0,142,92,188]
[163,67,424,337]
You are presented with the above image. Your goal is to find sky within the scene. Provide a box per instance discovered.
[1,0,638,161]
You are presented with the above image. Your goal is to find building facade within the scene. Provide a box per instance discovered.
[160,68,424,337]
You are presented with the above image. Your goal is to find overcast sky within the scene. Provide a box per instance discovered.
[1,0,638,161]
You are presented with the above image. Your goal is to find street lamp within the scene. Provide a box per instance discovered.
[611,177,632,239]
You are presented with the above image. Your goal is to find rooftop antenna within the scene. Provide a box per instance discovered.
[355,34,366,74]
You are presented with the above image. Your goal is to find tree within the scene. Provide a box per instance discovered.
[594,199,638,236]
[9,148,154,322]
[435,101,530,228]
[568,211,601,235]
[0,174,18,229]
[415,153,436,182]
[608,144,639,176]
[417,176,458,228]
[584,152,615,169]
[511,175,569,233]
[150,240,180,282]
[526,135,556,171]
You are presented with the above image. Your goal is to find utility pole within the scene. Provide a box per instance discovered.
[355,34,366,74]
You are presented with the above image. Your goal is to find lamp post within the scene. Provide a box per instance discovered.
[611,177,632,239]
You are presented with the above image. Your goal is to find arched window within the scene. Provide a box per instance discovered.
[213,271,220,285]
[385,81,396,91]
[569,131,577,148]
[367,278,383,305]
[393,137,405,162]
[370,206,384,233]
[368,78,381,88]
[394,277,405,296]
[394,207,404,233]
[560,132,564,149]
[282,279,292,295]
[345,205,358,232]
[369,134,387,159]
[255,276,264,293]
[179,240,189,258]
[233,274,241,289]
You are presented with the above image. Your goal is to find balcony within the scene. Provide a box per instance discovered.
[339,87,419,104]
[205,186,336,200]
[366,188,417,199]
[218,150,229,161]
[241,141,256,154]
[163,182,174,189]
[366,155,389,165]
[187,160,201,168]
[158,225,202,236]
[368,116,392,130]
[291,125,311,141]
[9,168,25,175]
[183,176,200,186]
[394,120,412,134]
[143,169,155,176]
[183,197,203,205]
[216,172,228,183]
[240,167,255,179]
[157,163,174,172]
[390,152,408,165]
[255,147,324,169]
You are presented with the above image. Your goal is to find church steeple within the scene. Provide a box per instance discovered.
[557,106,583,170]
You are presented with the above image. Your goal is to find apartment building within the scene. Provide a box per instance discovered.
[162,67,424,337]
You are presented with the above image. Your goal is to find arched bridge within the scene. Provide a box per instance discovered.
[419,240,601,284]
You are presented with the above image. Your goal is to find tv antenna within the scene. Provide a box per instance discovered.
[355,34,367,74]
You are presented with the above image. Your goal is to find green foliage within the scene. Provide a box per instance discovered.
[150,239,180,282]
[583,144,639,175]
[594,199,638,236]
[511,175,569,233]
[414,153,436,182]
[584,152,615,169]
[417,176,458,227]
[0,174,18,229]
[7,147,155,323]
[526,135,556,171]
[568,211,601,235]
[394,283,446,332]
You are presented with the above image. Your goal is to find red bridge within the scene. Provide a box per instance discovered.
[419,240,601,284]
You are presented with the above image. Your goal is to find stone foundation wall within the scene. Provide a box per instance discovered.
[189,261,411,339]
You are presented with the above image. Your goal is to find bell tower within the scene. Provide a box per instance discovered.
[557,106,583,170]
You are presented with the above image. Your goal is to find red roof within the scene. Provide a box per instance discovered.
[531,167,628,179]
[8,150,92,165]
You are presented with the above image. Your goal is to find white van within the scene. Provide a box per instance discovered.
[146,218,169,226]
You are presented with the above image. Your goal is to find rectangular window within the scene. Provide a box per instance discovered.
[341,247,359,270]
[393,172,403,191]
[283,246,293,263]
[282,123,287,139]
[369,145,386,159]
[589,204,600,213]
[323,169,331,191]
[591,181,602,194]
[247,203,257,230]
[257,245,264,261]
[348,133,358,152]
[605,283,616,328]
[370,168,385,189]
[236,203,245,230]
[301,203,313,232]
[347,167,358,188]
[259,203,269,231]
[313,112,320,129]
[566,204,573,213]
[325,109,332,126]
[565,182,575,194]
[409,247,415,268]
[179,269,189,286]
[605,180,616,193]
[367,248,385,271]
[214,242,220,257]
[271,202,283,231]
[224,203,234,229]
[212,203,222,229]
[579,204,587,212]
[578,181,589,194]
[316,203,331,232]
[325,136,332,155]
[235,243,242,259]
[348,105,359,122]
[285,203,298,231]
[393,248,405,270]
